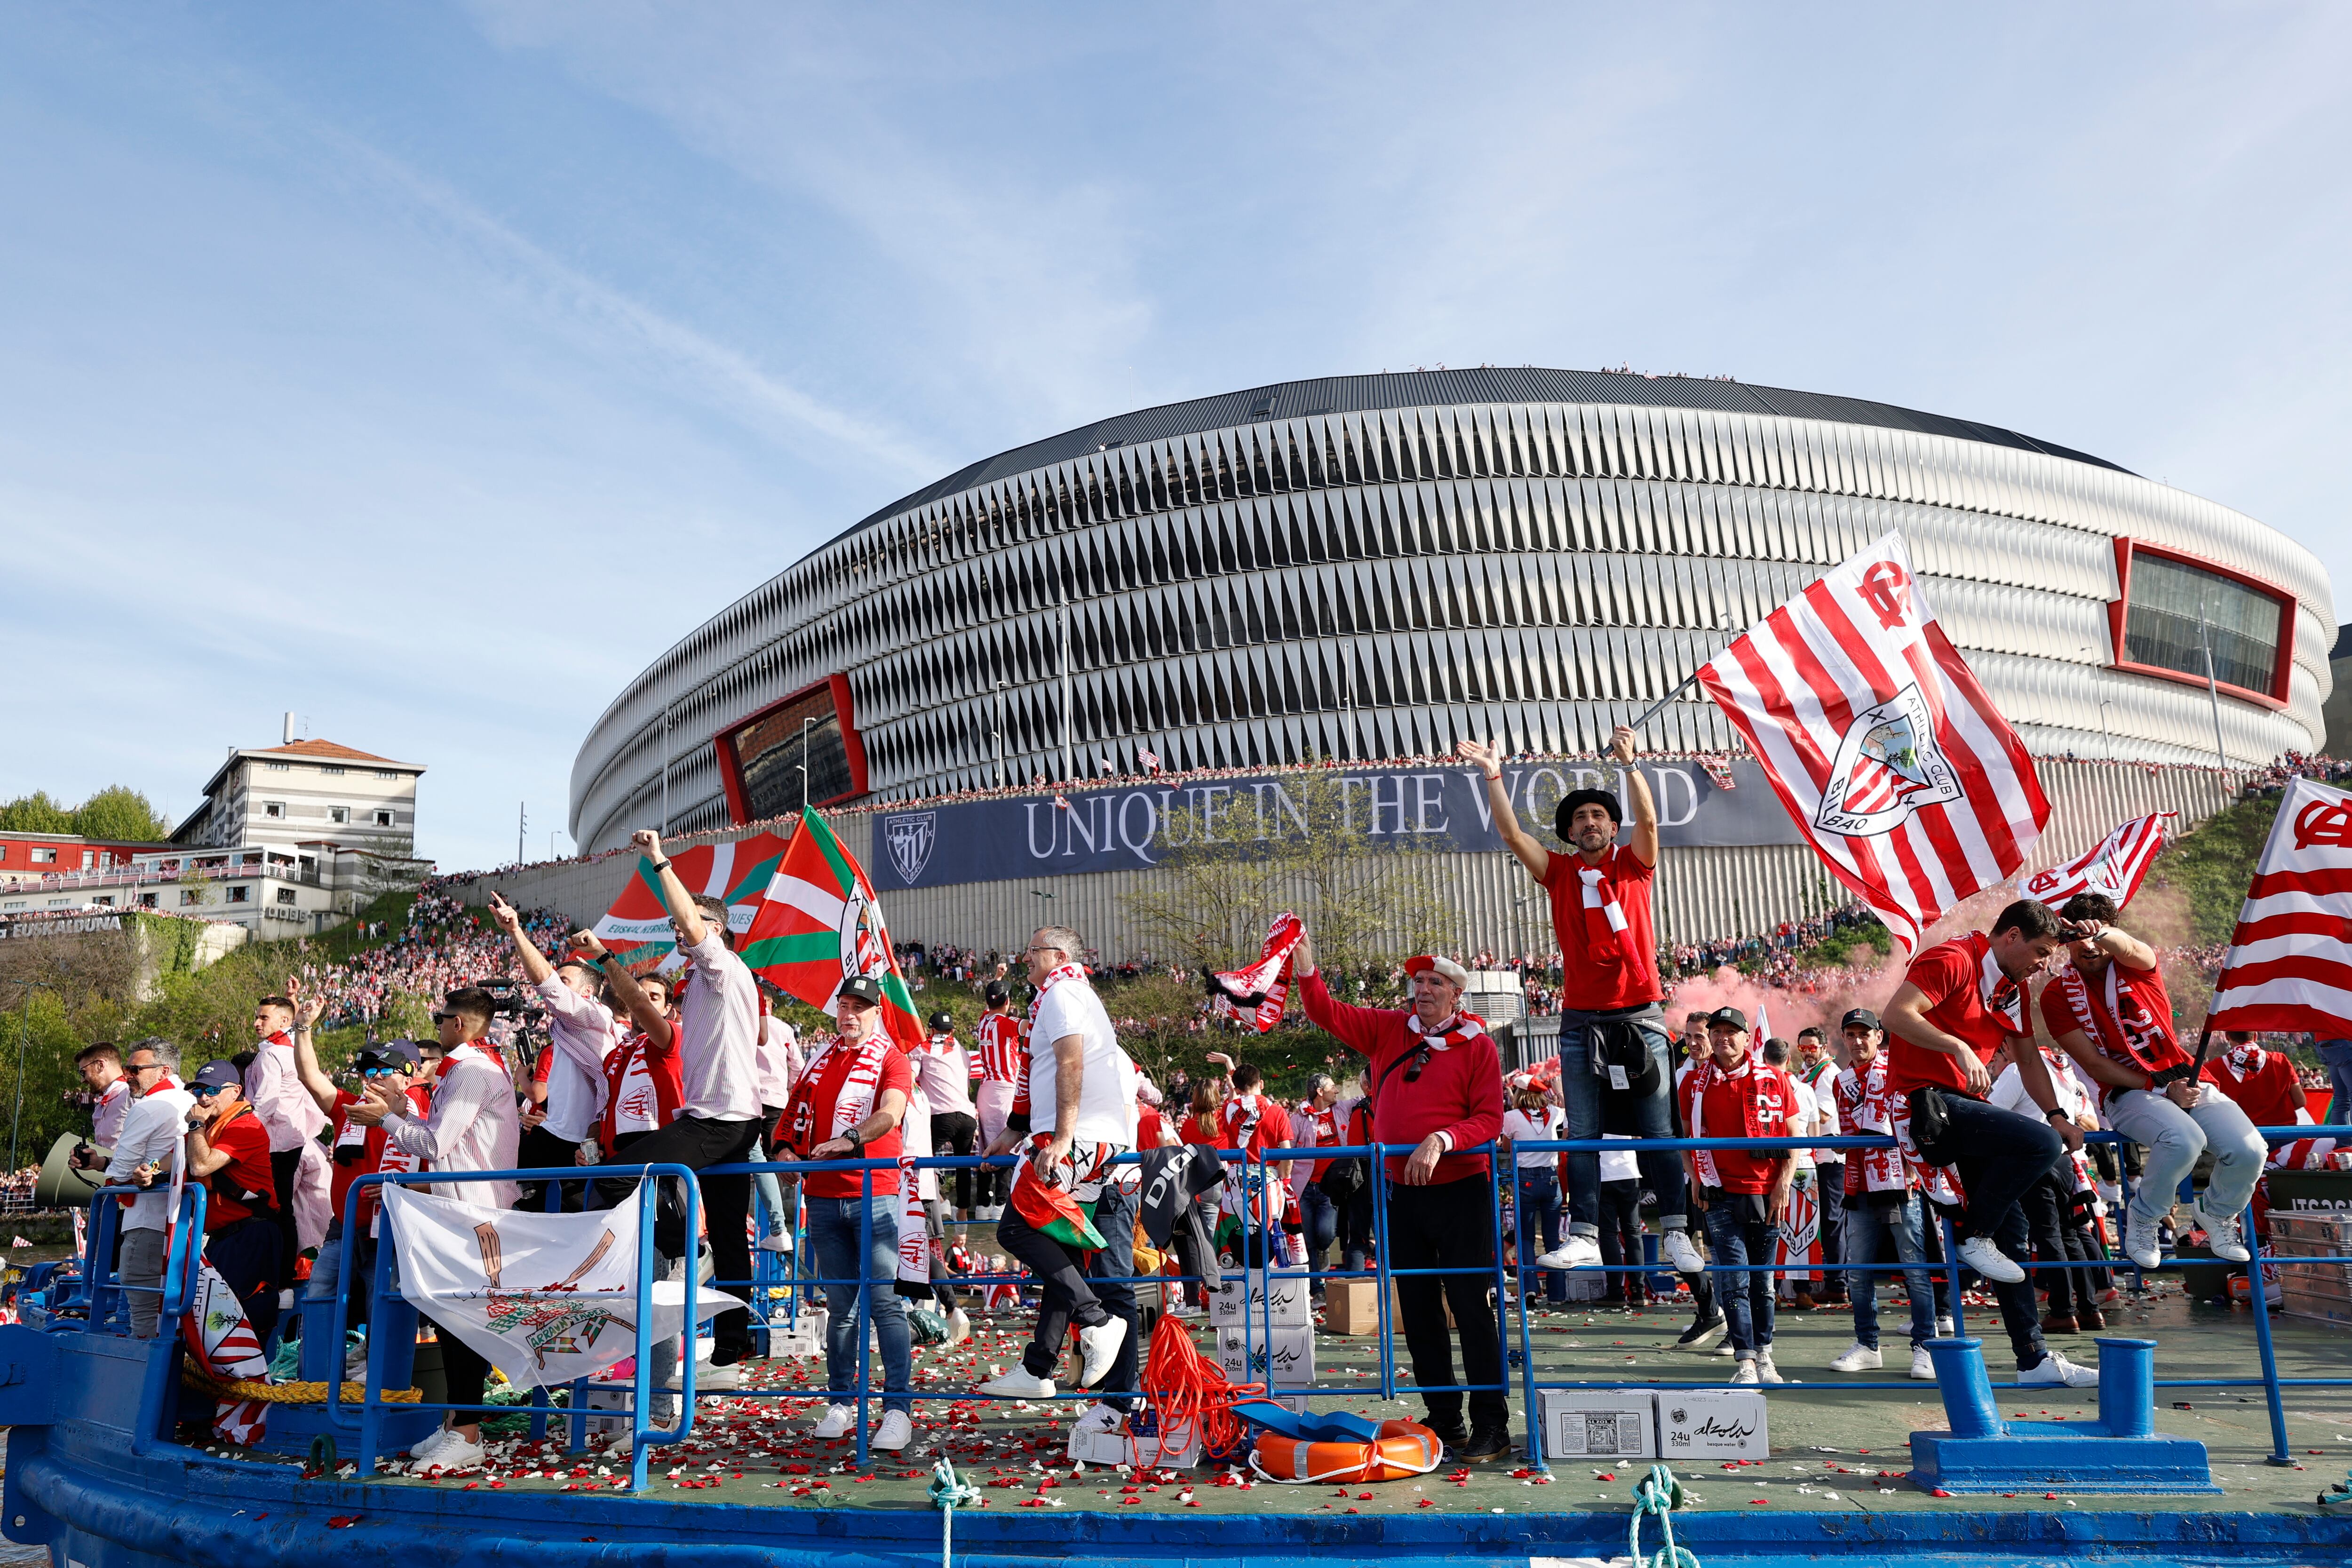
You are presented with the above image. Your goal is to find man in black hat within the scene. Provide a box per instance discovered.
[1459,731,1703,1283]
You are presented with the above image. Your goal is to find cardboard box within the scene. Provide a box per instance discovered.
[1656,1389,1768,1460]
[1068,1411,1204,1469]
[1322,1278,1380,1336]
[1537,1389,1657,1459]
[1210,1267,1311,1328]
[1215,1324,1314,1388]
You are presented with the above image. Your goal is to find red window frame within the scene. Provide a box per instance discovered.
[713,673,869,824]
[2106,538,2295,712]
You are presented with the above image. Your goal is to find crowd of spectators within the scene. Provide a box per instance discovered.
[293,892,569,1029]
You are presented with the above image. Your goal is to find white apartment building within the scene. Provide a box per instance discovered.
[173,737,424,852]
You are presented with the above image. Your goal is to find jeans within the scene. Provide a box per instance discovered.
[2320,1040,2352,1125]
[1298,1182,1339,1268]
[1386,1175,1507,1428]
[997,1181,1132,1387]
[803,1193,913,1415]
[1338,1183,1375,1272]
[1700,1196,1776,1356]
[1814,1162,1845,1295]
[607,1113,763,1361]
[1931,1091,2058,1370]
[1513,1168,1565,1295]
[1085,1178,1142,1409]
[2106,1088,2266,1229]
[120,1226,167,1339]
[1842,1191,1936,1349]
[1596,1180,1643,1302]
[1557,1007,1687,1239]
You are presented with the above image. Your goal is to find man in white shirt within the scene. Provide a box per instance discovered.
[979,925,1141,1419]
[916,1011,980,1217]
[349,985,521,1471]
[103,1039,195,1338]
[488,891,620,1213]
[243,994,329,1289]
[1794,1027,1847,1306]
[579,828,766,1385]
[72,1044,132,1162]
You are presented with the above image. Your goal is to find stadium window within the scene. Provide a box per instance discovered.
[2114,542,2290,701]
[226,885,250,903]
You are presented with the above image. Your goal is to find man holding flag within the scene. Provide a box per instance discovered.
[576,828,767,1390]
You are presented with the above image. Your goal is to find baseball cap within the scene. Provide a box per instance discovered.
[191,1060,243,1093]
[358,1039,423,1072]
[984,982,1010,1006]
[929,1010,955,1032]
[1405,954,1470,987]
[837,974,886,1007]
[1706,1006,1749,1032]
[1840,1008,1883,1032]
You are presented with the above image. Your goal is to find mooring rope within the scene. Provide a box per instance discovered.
[1628,1463,1698,1568]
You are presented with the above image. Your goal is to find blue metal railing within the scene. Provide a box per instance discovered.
[43,1122,2344,1487]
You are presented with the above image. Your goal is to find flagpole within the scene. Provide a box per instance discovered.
[1612,667,1706,749]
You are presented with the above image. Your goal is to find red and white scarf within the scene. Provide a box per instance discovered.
[1836,1058,1909,1194]
[437,1041,501,1080]
[1208,913,1304,1033]
[782,1031,893,1153]
[2053,960,2183,1090]
[1685,1055,1787,1189]
[1577,853,1644,971]
[1973,938,2027,1038]
[1028,961,1090,1021]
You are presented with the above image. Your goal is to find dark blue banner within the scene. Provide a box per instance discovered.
[866,759,1801,891]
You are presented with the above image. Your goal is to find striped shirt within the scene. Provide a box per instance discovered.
[975,1012,1026,1084]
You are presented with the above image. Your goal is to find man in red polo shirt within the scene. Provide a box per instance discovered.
[1298,932,1511,1462]
[1883,898,2094,1387]
[1460,731,1702,1280]
[182,1059,284,1342]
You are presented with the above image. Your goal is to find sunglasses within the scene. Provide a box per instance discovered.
[1401,1044,1434,1084]
[360,1065,403,1078]
[431,1011,455,1024]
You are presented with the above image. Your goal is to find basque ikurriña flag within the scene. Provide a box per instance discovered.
[589,830,794,971]
[2205,776,2352,1037]
[1695,532,2050,957]
[739,809,926,1049]
[2020,811,2176,911]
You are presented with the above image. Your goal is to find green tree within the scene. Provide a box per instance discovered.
[0,792,74,834]
[72,785,172,842]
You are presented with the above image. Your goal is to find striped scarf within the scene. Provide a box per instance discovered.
[1577,854,1644,971]
[783,1032,892,1152]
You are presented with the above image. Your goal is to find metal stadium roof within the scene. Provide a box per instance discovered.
[844,366,2130,539]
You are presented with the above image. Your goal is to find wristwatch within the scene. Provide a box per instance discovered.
[845,1128,865,1151]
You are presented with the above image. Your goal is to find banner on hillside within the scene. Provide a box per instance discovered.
[2020,812,2175,911]
[740,809,926,1048]
[1695,531,2050,956]
[2205,776,2352,1038]
[866,757,1800,892]
[382,1183,741,1394]
[588,830,792,971]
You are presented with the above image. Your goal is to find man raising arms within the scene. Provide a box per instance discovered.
[488,891,621,1212]
[1458,731,1703,1279]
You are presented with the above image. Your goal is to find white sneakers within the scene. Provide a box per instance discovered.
[2019,1350,2099,1388]
[757,1231,794,1254]
[871,1410,912,1452]
[1935,1316,1956,1338]
[1534,1235,1604,1270]
[2122,1213,2163,1271]
[1075,1401,1123,1435]
[661,1360,744,1392]
[1755,1348,1784,1384]
[1730,1358,1760,1385]
[1661,1229,1704,1274]
[1077,1318,1128,1388]
[810,1404,857,1439]
[1909,1345,1938,1381]
[1956,1235,2025,1284]
[1828,1341,1883,1373]
[407,1426,457,1463]
[978,1368,1056,1399]
[409,1427,483,1472]
[2194,1203,2252,1263]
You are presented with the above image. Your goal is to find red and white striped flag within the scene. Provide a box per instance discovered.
[1138,749,1162,776]
[2020,812,2176,910]
[2205,776,2352,1036]
[1695,532,2050,956]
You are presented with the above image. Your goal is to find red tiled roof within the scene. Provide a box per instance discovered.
[254,739,406,765]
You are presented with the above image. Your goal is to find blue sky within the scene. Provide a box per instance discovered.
[5,3,2347,872]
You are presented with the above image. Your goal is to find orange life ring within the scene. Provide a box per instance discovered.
[1248,1418,1444,1484]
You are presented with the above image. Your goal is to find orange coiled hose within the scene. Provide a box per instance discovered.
[1140,1312,1262,1467]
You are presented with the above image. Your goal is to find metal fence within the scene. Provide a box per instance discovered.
[48,1123,2347,1492]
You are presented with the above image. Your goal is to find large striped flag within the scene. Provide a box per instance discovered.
[739,809,926,1049]
[589,830,793,971]
[2205,776,2352,1036]
[1695,532,2050,956]
[2020,811,2176,910]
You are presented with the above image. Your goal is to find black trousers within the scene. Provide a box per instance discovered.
[1597,1180,1646,1302]
[603,1114,762,1362]
[427,1313,491,1425]
[931,1112,979,1211]
[516,1126,585,1213]
[209,1214,282,1345]
[996,1193,1116,1377]
[2020,1172,2097,1320]
[270,1148,303,1285]
[1933,1091,2060,1370]
[1386,1175,1507,1429]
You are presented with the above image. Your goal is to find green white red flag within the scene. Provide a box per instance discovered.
[739,809,925,1050]
[588,831,793,971]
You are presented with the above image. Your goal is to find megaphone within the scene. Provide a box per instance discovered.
[35,1131,107,1211]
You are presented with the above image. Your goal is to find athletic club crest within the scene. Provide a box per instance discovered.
[1814,684,1964,837]
[882,812,937,883]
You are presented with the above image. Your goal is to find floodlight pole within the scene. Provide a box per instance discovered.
[2197,590,2230,774]
[798,716,816,815]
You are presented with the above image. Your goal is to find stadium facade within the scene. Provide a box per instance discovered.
[555,368,2329,955]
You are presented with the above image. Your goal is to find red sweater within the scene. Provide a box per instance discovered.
[1298,971,1503,1183]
